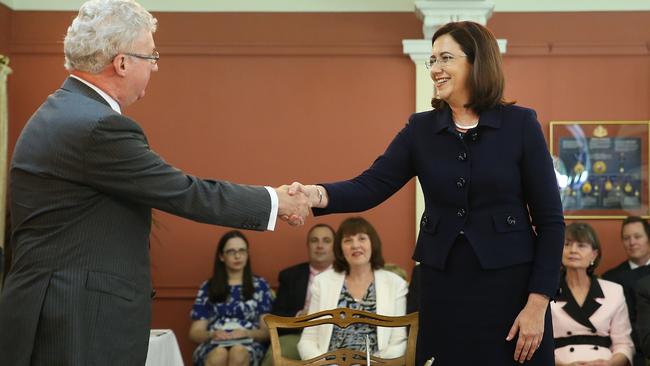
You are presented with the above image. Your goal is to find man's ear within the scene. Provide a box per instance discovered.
[112,54,127,76]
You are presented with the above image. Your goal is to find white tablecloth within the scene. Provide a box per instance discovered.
[146,329,185,366]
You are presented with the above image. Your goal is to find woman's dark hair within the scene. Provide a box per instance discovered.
[621,216,650,239]
[430,21,512,114]
[565,222,602,275]
[208,230,254,303]
[333,217,385,273]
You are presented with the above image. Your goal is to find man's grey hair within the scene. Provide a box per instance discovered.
[64,0,157,73]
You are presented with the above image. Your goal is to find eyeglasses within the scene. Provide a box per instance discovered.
[223,248,248,257]
[125,50,160,65]
[424,53,466,69]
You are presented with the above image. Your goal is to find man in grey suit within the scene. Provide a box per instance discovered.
[0,1,309,365]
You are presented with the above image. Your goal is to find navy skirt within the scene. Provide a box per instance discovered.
[416,236,554,366]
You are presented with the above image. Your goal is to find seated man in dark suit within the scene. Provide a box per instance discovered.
[603,216,650,365]
[635,275,650,361]
[604,217,650,281]
[261,223,335,365]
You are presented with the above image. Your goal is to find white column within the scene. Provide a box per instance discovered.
[402,0,500,237]
[0,55,11,258]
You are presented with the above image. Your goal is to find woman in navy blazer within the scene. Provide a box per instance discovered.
[288,21,564,365]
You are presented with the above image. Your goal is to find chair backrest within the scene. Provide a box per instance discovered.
[264,307,418,366]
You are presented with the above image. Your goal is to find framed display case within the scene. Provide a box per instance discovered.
[549,121,650,219]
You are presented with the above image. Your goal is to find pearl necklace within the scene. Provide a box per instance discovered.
[454,121,479,130]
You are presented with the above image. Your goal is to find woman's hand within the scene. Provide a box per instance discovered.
[287,183,328,208]
[228,329,249,339]
[211,330,231,340]
[506,293,549,363]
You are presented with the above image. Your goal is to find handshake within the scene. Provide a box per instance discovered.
[274,182,328,226]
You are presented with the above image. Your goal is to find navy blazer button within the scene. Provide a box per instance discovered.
[457,152,467,161]
[506,216,516,225]
[421,216,428,227]
[456,177,466,188]
[457,208,466,217]
[470,131,479,142]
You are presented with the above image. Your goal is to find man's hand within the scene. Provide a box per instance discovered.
[275,185,311,226]
[287,182,328,208]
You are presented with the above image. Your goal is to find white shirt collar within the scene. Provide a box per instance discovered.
[629,257,650,270]
[69,75,121,114]
[309,264,332,275]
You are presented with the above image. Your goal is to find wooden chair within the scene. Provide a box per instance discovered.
[264,308,418,366]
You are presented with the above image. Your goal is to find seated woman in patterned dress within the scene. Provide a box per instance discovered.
[297,216,408,360]
[189,230,274,366]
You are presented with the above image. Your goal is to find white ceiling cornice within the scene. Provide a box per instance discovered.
[1,0,649,12]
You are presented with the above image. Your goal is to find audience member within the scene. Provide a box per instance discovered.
[603,216,650,365]
[260,223,335,365]
[634,275,650,357]
[189,231,274,366]
[552,223,634,366]
[297,217,407,360]
[603,217,650,281]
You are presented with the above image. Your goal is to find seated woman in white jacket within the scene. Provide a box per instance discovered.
[297,216,408,360]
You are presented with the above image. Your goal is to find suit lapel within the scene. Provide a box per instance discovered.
[295,263,310,306]
[374,270,394,351]
[558,276,604,332]
[320,271,344,352]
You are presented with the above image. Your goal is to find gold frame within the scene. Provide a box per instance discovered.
[549,121,650,219]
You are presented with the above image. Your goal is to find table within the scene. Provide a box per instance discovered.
[146,329,185,366]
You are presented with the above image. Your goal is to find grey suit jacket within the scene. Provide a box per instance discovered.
[0,77,272,366]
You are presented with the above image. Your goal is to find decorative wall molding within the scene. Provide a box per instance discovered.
[415,0,495,40]
[11,41,647,57]
[1,0,649,12]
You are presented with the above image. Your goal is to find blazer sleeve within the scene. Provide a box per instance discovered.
[314,119,416,215]
[520,110,565,297]
[378,275,408,359]
[82,114,272,230]
[297,277,324,360]
[609,285,635,363]
[636,277,650,356]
